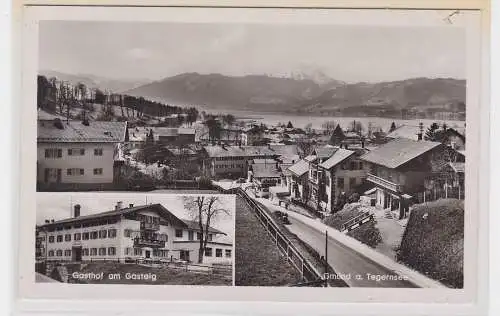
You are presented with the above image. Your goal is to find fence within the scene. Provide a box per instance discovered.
[225,186,325,284]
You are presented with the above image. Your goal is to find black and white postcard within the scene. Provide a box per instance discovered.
[15,3,490,315]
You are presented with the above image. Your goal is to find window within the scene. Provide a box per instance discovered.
[108,247,116,256]
[215,249,223,257]
[74,233,81,241]
[90,248,97,256]
[48,236,54,243]
[359,162,363,170]
[124,229,131,237]
[337,177,344,190]
[94,148,103,156]
[134,248,142,256]
[204,247,212,257]
[56,235,63,243]
[225,249,232,258]
[108,229,117,238]
[68,148,85,156]
[64,249,71,257]
[44,148,62,158]
[99,229,107,239]
[64,234,71,242]
[56,250,62,257]
[83,248,89,256]
[90,231,98,239]
[175,229,183,238]
[99,247,106,256]
[82,232,90,240]
[124,248,133,256]
[196,232,201,240]
[188,231,194,241]
[67,168,85,176]
[48,250,54,257]
[208,234,213,241]
[93,168,103,175]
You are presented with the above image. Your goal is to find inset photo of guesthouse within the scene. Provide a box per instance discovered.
[35,193,234,285]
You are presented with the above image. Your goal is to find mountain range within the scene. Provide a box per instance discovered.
[124,72,466,115]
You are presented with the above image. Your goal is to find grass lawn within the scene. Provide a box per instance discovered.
[397,199,464,288]
[67,262,231,285]
[235,196,302,286]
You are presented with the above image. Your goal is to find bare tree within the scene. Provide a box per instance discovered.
[321,120,337,135]
[183,196,231,264]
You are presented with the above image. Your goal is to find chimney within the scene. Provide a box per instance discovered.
[44,220,50,224]
[129,203,134,208]
[418,122,424,141]
[73,204,81,218]
[115,201,123,210]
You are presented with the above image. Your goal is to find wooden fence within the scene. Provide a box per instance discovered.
[219,185,325,284]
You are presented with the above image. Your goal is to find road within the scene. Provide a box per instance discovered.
[287,216,418,288]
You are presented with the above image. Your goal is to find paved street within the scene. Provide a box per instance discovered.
[286,215,418,288]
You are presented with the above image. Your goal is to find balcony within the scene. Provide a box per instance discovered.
[367,173,401,193]
[140,222,160,231]
[133,238,165,248]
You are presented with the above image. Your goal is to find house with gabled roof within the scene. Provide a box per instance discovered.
[360,138,464,219]
[319,147,370,212]
[37,117,128,191]
[36,202,232,265]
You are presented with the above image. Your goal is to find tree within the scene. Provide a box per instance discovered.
[223,114,235,127]
[329,125,345,145]
[350,120,364,135]
[205,117,222,142]
[389,122,397,133]
[304,123,313,135]
[286,121,293,129]
[296,139,314,157]
[424,123,441,141]
[183,196,231,263]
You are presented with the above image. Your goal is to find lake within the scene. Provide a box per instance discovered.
[218,109,465,131]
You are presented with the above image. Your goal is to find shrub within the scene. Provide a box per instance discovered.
[397,199,464,288]
[348,193,360,203]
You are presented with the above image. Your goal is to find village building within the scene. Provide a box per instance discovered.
[287,159,309,200]
[240,125,264,146]
[36,202,232,265]
[319,147,370,212]
[37,118,128,191]
[360,138,464,219]
[248,159,282,197]
[202,144,298,179]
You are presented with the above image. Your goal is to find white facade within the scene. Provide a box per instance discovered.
[37,142,119,185]
[37,205,232,265]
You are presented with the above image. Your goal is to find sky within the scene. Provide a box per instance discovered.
[36,193,235,241]
[38,20,466,83]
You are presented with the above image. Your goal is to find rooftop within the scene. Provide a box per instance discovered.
[251,163,281,178]
[319,148,356,170]
[314,146,338,159]
[360,138,441,169]
[386,125,421,141]
[38,120,127,143]
[203,145,278,158]
[287,159,309,177]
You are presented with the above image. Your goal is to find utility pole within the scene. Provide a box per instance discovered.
[324,230,328,287]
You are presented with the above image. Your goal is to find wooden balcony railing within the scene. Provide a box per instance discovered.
[133,238,165,248]
[367,173,401,192]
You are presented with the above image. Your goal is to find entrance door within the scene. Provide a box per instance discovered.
[72,246,82,262]
[145,250,151,258]
[180,250,190,261]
